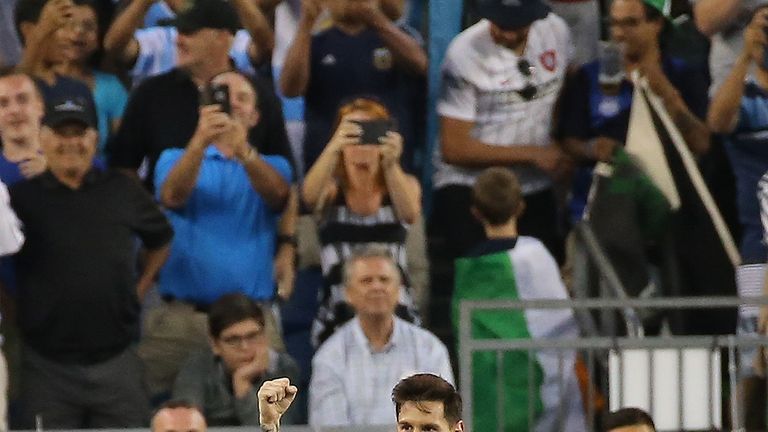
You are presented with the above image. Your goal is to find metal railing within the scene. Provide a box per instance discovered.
[457,296,768,432]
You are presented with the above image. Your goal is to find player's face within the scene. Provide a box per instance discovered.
[0,75,44,139]
[397,401,464,432]
[488,22,531,53]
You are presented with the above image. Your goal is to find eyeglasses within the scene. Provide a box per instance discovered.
[220,330,263,348]
[517,59,537,101]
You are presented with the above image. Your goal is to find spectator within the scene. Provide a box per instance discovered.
[55,0,128,157]
[557,0,709,222]
[9,95,173,428]
[308,245,453,427]
[261,374,464,432]
[109,0,292,191]
[103,0,273,85]
[15,0,97,107]
[0,0,22,67]
[172,293,300,426]
[280,0,427,172]
[603,407,656,432]
[150,400,207,432]
[0,69,46,185]
[454,167,586,431]
[302,97,420,346]
[694,0,768,95]
[430,0,572,263]
[709,6,768,383]
[142,70,292,402]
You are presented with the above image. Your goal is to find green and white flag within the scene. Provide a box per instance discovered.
[453,238,587,432]
[644,0,671,16]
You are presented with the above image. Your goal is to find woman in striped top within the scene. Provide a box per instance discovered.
[302,97,422,347]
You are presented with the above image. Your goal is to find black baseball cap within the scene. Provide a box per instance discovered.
[43,97,96,129]
[173,0,240,35]
[477,0,551,30]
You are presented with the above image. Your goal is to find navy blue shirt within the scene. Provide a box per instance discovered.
[303,25,425,172]
[725,82,768,263]
[557,56,709,222]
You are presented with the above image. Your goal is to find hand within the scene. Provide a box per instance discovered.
[591,137,620,162]
[327,118,362,154]
[258,378,298,429]
[300,0,322,27]
[18,152,46,179]
[530,145,567,175]
[348,0,386,26]
[193,105,230,148]
[232,344,270,398]
[220,120,252,162]
[379,131,403,169]
[39,0,74,32]
[274,244,296,301]
[744,9,768,64]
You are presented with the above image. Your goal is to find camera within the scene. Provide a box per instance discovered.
[200,83,231,114]
[353,119,397,145]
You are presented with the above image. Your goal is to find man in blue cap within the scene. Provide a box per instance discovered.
[429,0,574,342]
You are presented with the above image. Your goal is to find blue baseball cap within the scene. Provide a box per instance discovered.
[477,0,551,30]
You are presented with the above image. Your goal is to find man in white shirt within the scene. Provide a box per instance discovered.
[308,245,453,427]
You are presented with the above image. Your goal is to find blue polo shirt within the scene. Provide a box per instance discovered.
[154,147,292,304]
[557,56,709,222]
[725,82,768,263]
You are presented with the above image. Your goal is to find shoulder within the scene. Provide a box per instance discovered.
[313,320,353,363]
[397,317,445,347]
[513,236,553,259]
[445,20,491,61]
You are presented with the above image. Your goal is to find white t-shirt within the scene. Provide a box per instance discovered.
[131,27,255,85]
[433,14,573,193]
[0,181,23,256]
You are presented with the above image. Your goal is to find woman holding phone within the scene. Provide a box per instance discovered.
[302,97,422,346]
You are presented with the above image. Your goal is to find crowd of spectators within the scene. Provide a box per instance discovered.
[0,0,766,429]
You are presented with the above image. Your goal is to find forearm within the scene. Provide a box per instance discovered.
[694,0,743,37]
[240,150,290,211]
[301,147,340,208]
[370,17,427,75]
[232,0,274,63]
[104,0,150,59]
[280,25,312,97]
[649,73,711,155]
[442,138,540,167]
[383,166,420,224]
[708,53,750,133]
[19,24,57,76]
[560,137,592,161]
[137,243,170,299]
[160,140,206,208]
[278,188,298,236]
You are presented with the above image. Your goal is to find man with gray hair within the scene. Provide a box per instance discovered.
[308,245,453,427]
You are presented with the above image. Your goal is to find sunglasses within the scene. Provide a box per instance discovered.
[517,59,537,101]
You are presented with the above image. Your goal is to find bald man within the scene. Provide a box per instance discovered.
[151,401,207,432]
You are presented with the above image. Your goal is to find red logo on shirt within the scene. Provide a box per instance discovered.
[539,50,557,72]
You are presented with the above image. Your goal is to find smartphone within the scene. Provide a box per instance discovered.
[354,119,395,145]
[200,83,231,114]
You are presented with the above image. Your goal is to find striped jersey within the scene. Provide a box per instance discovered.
[433,14,573,193]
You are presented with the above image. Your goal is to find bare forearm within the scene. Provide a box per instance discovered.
[658,87,711,155]
[280,25,312,97]
[232,0,274,63]
[137,243,170,299]
[279,188,298,235]
[160,141,206,208]
[241,152,290,211]
[708,53,750,133]
[694,0,743,36]
[383,166,420,224]
[104,0,151,58]
[301,147,340,208]
[370,18,427,75]
[19,24,57,76]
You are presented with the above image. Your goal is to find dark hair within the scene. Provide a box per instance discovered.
[392,374,462,426]
[207,293,265,338]
[151,400,205,432]
[603,407,656,431]
[471,167,524,226]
